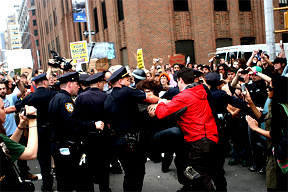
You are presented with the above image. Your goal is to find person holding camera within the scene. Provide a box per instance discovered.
[0,104,38,191]
[5,73,58,191]
[48,71,104,191]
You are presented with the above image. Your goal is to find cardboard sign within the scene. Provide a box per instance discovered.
[169,54,185,65]
[88,58,109,72]
[137,49,144,69]
[87,42,116,59]
[70,41,89,64]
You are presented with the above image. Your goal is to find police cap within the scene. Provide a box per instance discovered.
[58,72,79,84]
[205,72,220,82]
[86,72,104,84]
[33,73,47,82]
[192,69,203,77]
[107,66,130,83]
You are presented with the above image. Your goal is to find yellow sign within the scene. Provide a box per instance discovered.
[70,41,89,64]
[137,48,145,69]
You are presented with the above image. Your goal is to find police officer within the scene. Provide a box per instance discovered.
[74,72,111,191]
[78,73,90,95]
[104,66,160,191]
[205,72,251,191]
[5,73,57,191]
[48,72,104,191]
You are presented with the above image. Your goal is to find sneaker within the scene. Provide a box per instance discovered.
[21,172,38,181]
[259,167,266,175]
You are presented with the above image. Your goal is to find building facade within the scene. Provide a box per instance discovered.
[18,0,41,69]
[35,0,285,71]
[6,6,22,51]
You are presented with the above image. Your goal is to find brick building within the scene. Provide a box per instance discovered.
[35,0,285,71]
[19,0,41,69]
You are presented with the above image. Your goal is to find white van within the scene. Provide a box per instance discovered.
[215,43,288,61]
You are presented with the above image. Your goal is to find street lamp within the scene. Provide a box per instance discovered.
[19,31,40,69]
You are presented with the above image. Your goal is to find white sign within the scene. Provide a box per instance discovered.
[6,49,33,70]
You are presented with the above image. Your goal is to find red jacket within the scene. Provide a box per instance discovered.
[155,84,218,143]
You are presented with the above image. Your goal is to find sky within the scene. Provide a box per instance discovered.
[0,0,22,33]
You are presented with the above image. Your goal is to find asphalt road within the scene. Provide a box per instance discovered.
[24,156,266,192]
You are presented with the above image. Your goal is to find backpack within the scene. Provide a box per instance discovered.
[0,135,35,191]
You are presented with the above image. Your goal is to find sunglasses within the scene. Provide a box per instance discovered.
[268,86,274,91]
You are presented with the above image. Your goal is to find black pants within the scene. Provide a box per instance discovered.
[113,139,146,191]
[187,137,216,191]
[17,133,29,176]
[37,128,53,189]
[51,142,83,192]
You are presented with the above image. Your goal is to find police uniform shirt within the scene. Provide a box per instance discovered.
[48,90,96,142]
[15,87,57,127]
[74,88,108,122]
[104,86,146,135]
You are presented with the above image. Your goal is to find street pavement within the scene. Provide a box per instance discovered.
[25,156,266,192]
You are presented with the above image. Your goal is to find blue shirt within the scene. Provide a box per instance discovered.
[3,94,19,136]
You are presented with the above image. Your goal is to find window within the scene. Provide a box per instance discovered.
[62,0,65,16]
[173,0,189,11]
[36,40,39,46]
[175,40,195,63]
[66,0,69,12]
[33,19,37,26]
[48,43,50,53]
[31,0,35,6]
[34,29,38,36]
[121,48,128,66]
[240,37,255,45]
[32,10,36,16]
[45,20,49,34]
[102,1,108,29]
[216,38,232,48]
[56,36,60,53]
[51,40,55,51]
[53,9,58,26]
[39,60,41,67]
[214,0,227,11]
[43,0,46,8]
[93,8,99,33]
[279,0,288,7]
[239,0,251,11]
[49,15,53,31]
[117,0,124,21]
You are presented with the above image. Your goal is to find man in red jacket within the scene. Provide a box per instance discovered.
[149,67,218,191]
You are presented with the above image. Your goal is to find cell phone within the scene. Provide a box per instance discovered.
[220,74,223,80]
[259,50,262,55]
[215,55,220,59]
[241,83,246,94]
[155,59,159,62]
[238,76,245,82]
[280,40,283,47]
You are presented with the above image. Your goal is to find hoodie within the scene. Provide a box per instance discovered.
[155,84,219,143]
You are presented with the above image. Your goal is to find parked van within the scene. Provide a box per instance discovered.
[215,43,288,62]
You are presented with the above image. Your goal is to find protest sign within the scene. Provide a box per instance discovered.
[168,54,185,66]
[6,49,33,70]
[137,49,144,69]
[70,41,89,64]
[87,42,116,59]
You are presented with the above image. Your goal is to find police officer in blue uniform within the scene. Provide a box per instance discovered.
[5,73,57,191]
[104,66,160,191]
[205,72,252,191]
[74,72,111,191]
[48,72,104,191]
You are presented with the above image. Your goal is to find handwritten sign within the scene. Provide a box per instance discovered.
[169,54,185,65]
[70,41,89,64]
[137,49,144,69]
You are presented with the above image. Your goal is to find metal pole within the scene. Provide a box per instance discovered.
[264,0,276,61]
[85,0,92,43]
[20,32,40,69]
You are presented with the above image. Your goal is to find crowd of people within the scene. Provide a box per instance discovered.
[0,42,287,192]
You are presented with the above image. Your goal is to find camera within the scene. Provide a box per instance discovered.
[215,55,220,59]
[20,107,37,119]
[48,50,73,71]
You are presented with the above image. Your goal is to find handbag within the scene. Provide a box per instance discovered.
[271,103,288,174]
